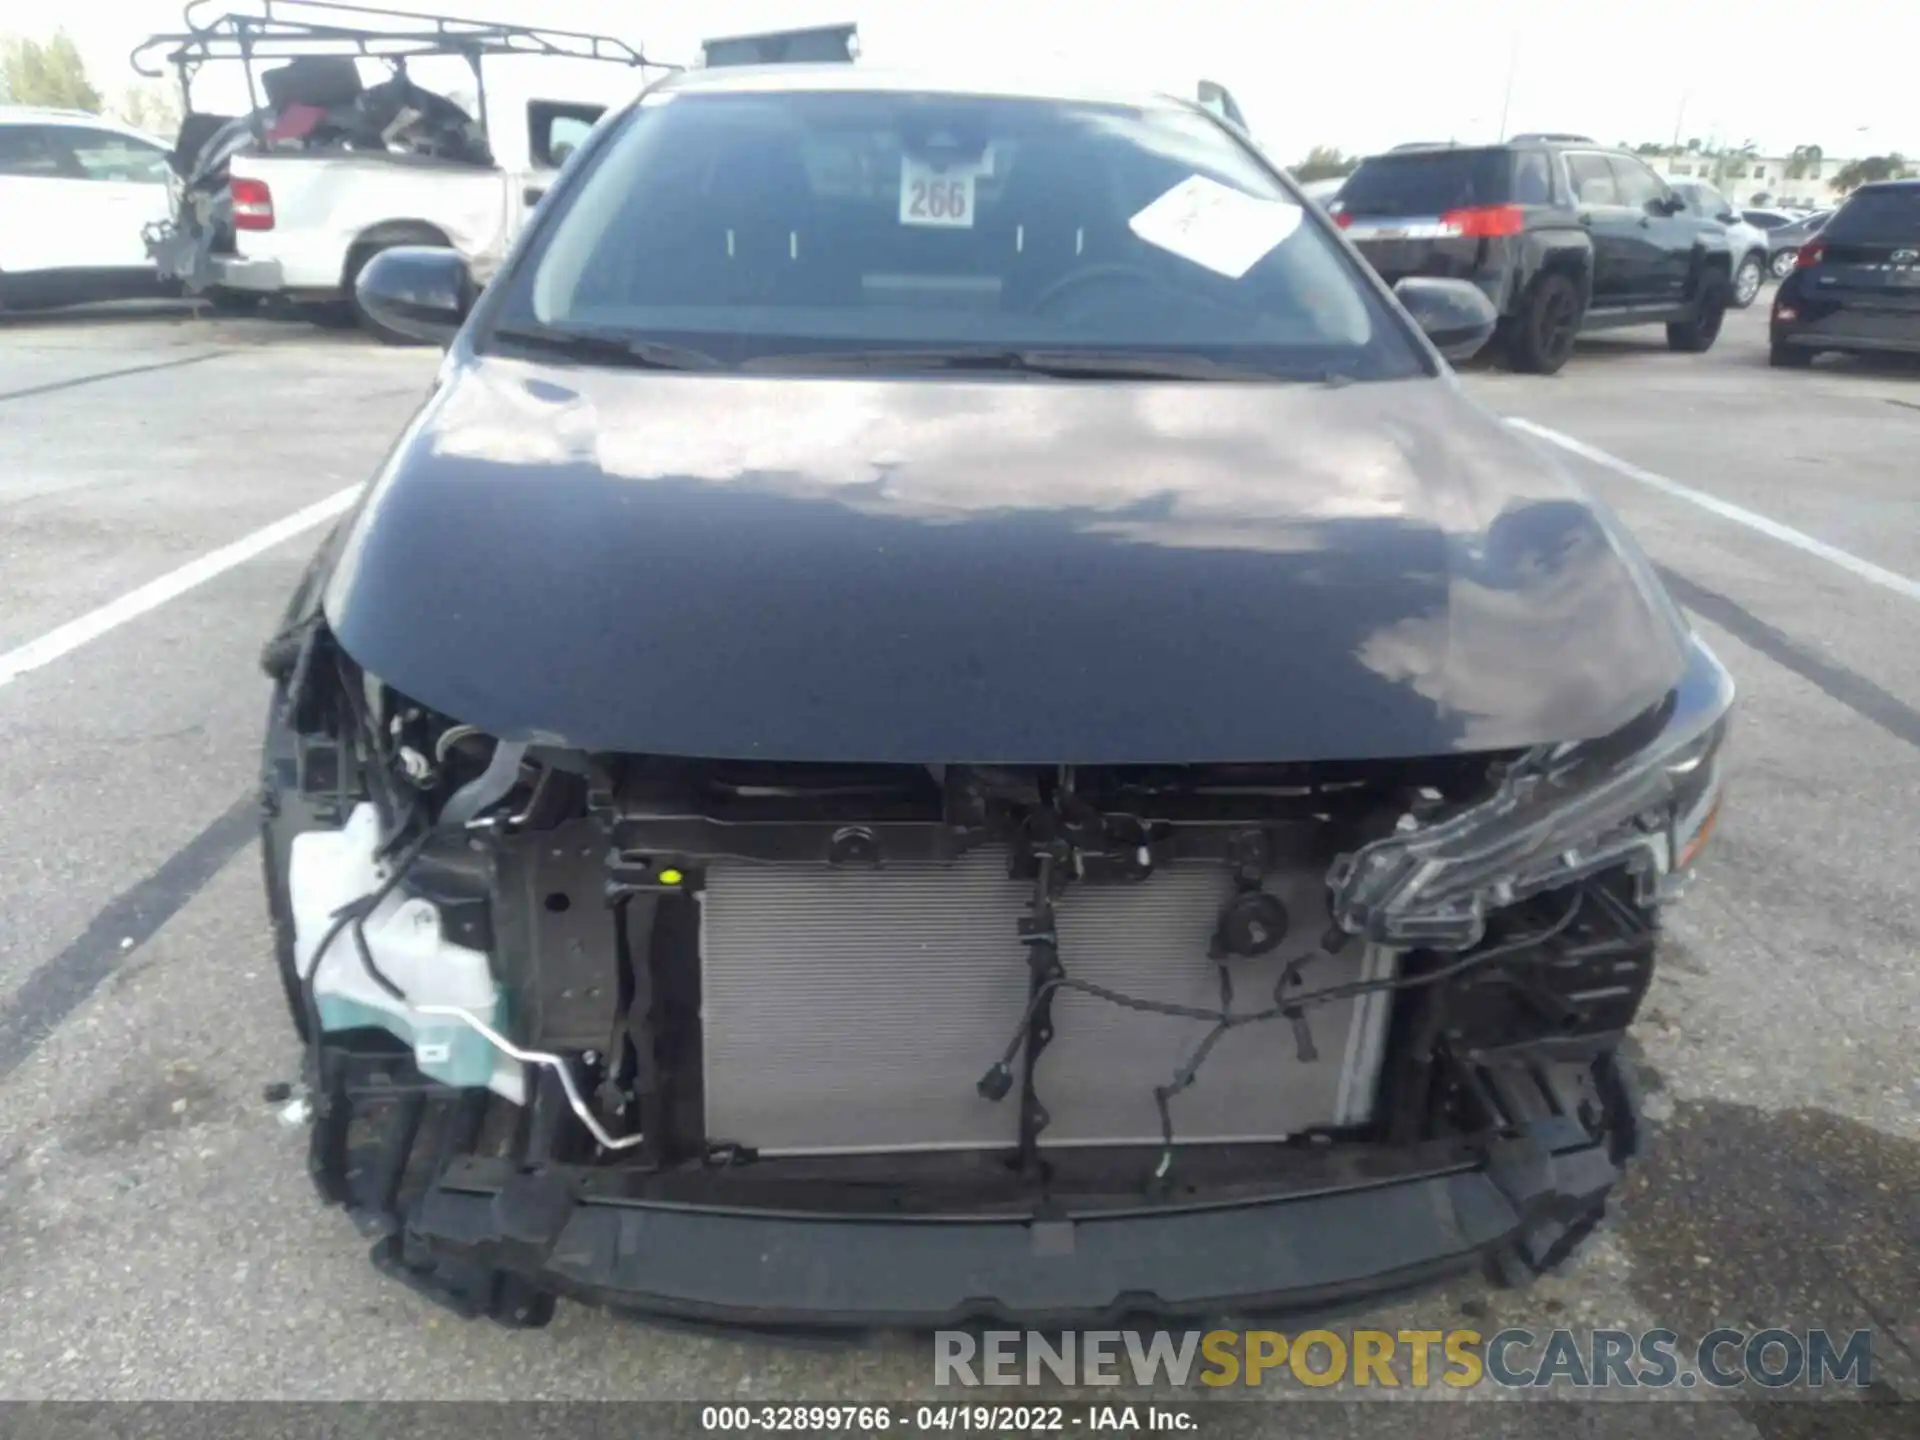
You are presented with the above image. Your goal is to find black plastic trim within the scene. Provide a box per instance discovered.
[397,1156,1596,1328]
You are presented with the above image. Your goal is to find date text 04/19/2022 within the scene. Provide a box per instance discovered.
[699,1404,1199,1431]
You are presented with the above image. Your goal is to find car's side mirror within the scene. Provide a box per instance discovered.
[1717,209,1736,224]
[1197,79,1248,130]
[1392,276,1499,362]
[353,246,476,346]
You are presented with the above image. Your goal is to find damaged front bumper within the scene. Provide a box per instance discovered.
[262,613,1717,1332]
[308,1037,1638,1330]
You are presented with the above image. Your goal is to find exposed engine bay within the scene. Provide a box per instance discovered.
[257,616,1703,1326]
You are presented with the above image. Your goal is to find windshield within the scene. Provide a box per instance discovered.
[485,88,1426,382]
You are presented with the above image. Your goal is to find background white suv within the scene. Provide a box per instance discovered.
[0,107,175,312]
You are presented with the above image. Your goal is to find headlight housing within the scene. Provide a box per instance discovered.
[1328,637,1733,951]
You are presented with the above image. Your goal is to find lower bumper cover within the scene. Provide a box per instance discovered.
[308,964,1642,1329]
[383,1127,1628,1329]
[1775,313,1920,354]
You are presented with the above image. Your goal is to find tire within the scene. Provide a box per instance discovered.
[1503,271,1584,375]
[1770,340,1815,368]
[1770,248,1797,280]
[1731,253,1765,309]
[344,229,448,345]
[1667,271,1730,353]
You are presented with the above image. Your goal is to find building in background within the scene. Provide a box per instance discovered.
[1642,146,1859,209]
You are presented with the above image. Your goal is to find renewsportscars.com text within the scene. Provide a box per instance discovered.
[933,1327,1875,1390]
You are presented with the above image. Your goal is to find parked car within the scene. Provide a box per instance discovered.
[0,106,175,312]
[136,0,663,341]
[258,66,1733,1329]
[1670,180,1770,306]
[1771,180,1920,367]
[1333,137,1734,373]
[1765,209,1835,279]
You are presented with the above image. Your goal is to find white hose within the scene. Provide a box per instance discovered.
[412,1004,646,1151]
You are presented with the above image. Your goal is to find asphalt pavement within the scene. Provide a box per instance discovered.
[1,298,1916,1437]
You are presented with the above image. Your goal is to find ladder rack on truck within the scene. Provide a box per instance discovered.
[133,0,666,133]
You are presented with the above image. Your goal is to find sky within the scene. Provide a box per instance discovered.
[40,0,1920,160]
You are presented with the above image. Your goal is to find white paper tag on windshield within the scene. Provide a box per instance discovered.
[1128,175,1304,278]
[900,153,980,228]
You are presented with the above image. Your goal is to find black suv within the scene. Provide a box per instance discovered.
[1770,181,1920,367]
[1335,137,1735,373]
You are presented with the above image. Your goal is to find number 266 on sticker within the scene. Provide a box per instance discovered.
[900,155,976,228]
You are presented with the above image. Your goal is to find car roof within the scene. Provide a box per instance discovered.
[1363,137,1613,161]
[652,63,1196,112]
[1849,178,1920,194]
[0,106,164,141]
[0,105,106,125]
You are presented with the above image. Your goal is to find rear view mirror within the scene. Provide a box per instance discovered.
[1393,277,1499,362]
[353,246,475,347]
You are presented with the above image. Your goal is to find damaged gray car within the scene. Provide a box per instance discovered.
[258,66,1732,1329]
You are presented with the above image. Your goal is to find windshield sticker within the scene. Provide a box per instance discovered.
[899,153,983,229]
[1128,175,1303,278]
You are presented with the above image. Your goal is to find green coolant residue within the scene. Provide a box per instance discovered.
[317,992,503,1089]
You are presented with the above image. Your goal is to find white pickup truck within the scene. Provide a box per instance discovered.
[215,71,625,338]
[137,2,663,339]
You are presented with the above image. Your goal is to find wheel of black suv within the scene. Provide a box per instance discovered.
[1505,272,1583,375]
[1771,248,1798,280]
[1770,340,1815,368]
[1731,253,1765,308]
[1667,273,1729,353]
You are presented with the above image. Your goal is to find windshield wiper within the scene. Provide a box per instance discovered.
[486,324,724,372]
[740,348,1295,381]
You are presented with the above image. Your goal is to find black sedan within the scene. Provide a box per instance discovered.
[1764,208,1835,279]
[258,67,1733,1330]
[1771,181,1920,367]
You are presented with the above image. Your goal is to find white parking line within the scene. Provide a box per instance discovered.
[0,486,359,690]
[1509,417,1920,605]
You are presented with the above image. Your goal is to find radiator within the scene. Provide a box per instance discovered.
[699,850,1395,1157]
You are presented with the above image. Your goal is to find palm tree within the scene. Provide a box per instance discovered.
[1784,144,1825,181]
[1709,141,1758,185]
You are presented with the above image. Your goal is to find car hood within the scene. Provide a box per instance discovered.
[322,357,1689,764]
